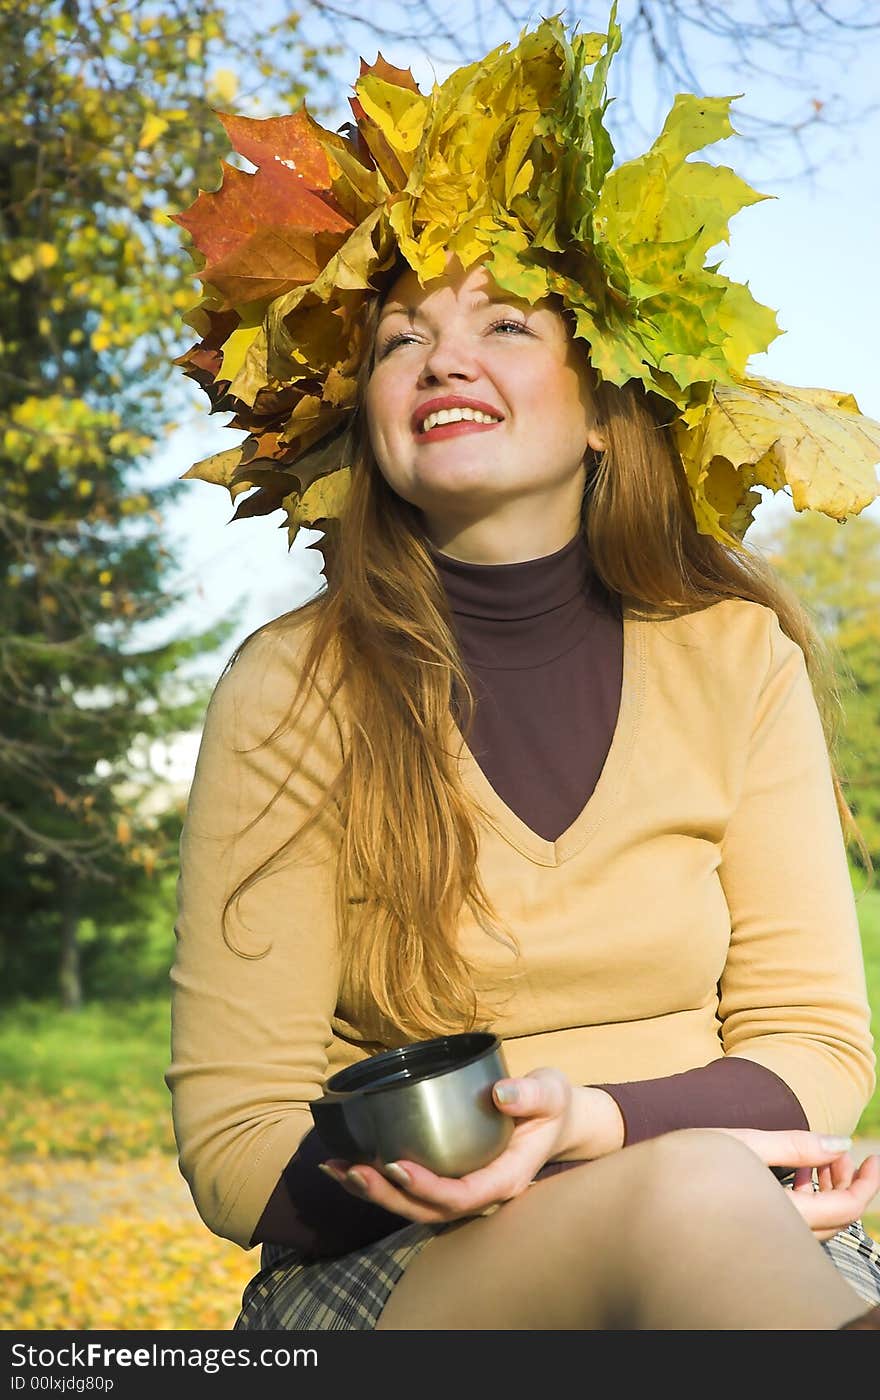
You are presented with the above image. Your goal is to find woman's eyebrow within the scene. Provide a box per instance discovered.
[378,294,534,324]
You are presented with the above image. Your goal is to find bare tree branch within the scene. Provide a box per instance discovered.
[300,1,880,180]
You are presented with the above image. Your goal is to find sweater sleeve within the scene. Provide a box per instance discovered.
[678,606,873,1136]
[165,623,348,1251]
[272,1129,412,1257]
[591,1056,808,1145]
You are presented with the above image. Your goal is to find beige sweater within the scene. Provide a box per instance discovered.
[166,597,876,1250]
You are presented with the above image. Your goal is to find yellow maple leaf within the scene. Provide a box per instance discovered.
[355,77,429,158]
[674,374,880,546]
[285,467,351,539]
[219,301,269,383]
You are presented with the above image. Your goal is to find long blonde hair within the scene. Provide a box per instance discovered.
[221,264,874,1044]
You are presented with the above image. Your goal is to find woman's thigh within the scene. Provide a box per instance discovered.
[376,1129,759,1330]
[374,1125,873,1332]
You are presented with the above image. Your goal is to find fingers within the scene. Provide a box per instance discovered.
[491,1068,569,1119]
[849,1152,880,1200]
[320,1153,525,1223]
[320,1126,548,1222]
[826,1151,857,1192]
[786,1154,880,1243]
[792,1152,855,1198]
[792,1166,813,1194]
[716,1127,856,1169]
[320,1159,449,1223]
[798,1164,877,1239]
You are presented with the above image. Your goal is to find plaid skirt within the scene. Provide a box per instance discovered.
[232,1214,880,1332]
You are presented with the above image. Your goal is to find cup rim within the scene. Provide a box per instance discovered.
[322,1031,501,1098]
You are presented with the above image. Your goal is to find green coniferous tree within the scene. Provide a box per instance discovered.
[0,0,338,1003]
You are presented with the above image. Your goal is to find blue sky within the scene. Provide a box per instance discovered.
[153,3,880,678]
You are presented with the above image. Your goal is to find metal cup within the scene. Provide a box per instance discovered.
[310,1031,514,1177]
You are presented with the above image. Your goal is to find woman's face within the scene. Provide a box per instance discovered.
[364,253,606,563]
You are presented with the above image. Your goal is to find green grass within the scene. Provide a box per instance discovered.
[0,999,175,1159]
[0,996,171,1099]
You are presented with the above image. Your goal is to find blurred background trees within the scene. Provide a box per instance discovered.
[754,511,880,872]
[0,0,338,1004]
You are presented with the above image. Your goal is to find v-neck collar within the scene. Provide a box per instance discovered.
[448,599,647,867]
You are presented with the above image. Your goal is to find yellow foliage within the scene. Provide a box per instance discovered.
[10,254,35,282]
[2,1088,173,1162]
[219,302,267,383]
[674,374,880,549]
[208,68,239,104]
[0,1174,254,1330]
[138,112,168,150]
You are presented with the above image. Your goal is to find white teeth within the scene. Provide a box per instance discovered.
[420,407,502,432]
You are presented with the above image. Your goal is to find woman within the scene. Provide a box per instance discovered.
[166,12,880,1330]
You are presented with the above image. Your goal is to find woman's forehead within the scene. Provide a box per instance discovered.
[380,254,554,320]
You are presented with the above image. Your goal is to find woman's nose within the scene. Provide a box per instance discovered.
[418,337,481,383]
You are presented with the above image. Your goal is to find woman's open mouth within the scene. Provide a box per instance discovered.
[416,419,503,443]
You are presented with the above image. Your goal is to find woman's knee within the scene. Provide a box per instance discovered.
[618,1129,777,1233]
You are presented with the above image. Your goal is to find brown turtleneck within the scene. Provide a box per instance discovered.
[432,532,624,843]
[250,532,807,1256]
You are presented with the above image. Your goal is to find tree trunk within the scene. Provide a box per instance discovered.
[59,885,82,1011]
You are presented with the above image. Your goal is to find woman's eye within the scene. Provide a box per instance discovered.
[491,319,529,337]
[378,318,530,358]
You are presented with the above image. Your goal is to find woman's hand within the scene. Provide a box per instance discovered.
[710,1127,880,1242]
[319,1067,605,1225]
[319,1071,880,1242]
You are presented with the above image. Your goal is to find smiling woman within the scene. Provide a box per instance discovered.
[166,7,880,1333]
[364,254,608,565]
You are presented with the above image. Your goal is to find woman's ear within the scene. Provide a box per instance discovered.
[587,427,607,454]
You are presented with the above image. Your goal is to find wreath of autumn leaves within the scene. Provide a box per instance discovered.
[172,2,880,560]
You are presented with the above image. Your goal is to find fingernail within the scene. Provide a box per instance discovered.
[346,1169,369,1195]
[318,1163,346,1182]
[494,1082,519,1105]
[385,1162,411,1187]
[819,1136,852,1152]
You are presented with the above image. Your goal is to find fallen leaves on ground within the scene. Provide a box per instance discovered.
[2,1085,174,1160]
[1,1093,254,1330]
[2,1213,255,1330]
